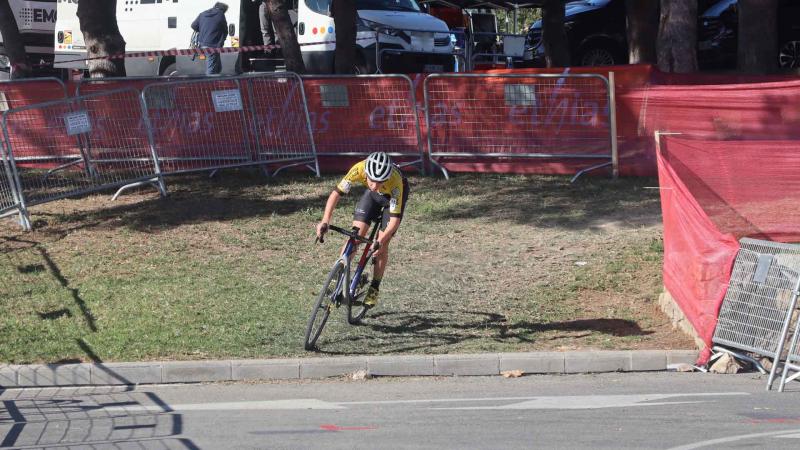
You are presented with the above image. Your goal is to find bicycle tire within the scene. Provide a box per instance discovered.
[304,261,345,350]
[347,263,372,325]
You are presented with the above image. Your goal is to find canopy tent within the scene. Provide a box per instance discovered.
[420,0,545,34]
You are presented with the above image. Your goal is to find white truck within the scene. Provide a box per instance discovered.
[54,0,243,76]
[54,0,455,76]
[0,0,59,78]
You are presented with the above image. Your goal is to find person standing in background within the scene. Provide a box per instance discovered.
[255,0,278,56]
[191,2,229,75]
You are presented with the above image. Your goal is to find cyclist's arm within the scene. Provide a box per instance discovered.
[320,190,341,226]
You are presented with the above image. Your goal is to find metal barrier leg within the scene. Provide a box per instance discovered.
[0,208,28,231]
[396,158,425,174]
[778,315,800,392]
[17,205,31,231]
[42,158,83,182]
[767,277,800,390]
[570,161,613,183]
[111,178,164,201]
[272,159,317,177]
[428,158,449,180]
[156,175,168,197]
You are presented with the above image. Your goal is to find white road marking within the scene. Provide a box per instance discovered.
[775,433,800,439]
[29,392,749,414]
[668,429,800,449]
[427,393,750,410]
[340,392,748,407]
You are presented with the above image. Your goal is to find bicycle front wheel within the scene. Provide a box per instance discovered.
[304,261,345,350]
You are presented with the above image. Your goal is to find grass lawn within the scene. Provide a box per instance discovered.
[0,171,695,364]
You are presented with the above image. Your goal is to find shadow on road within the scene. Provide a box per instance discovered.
[0,364,199,449]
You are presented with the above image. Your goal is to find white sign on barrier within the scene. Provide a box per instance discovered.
[212,89,243,113]
[64,111,91,135]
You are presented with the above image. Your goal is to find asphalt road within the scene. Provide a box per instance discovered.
[2,372,800,449]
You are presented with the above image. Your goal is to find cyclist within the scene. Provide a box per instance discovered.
[316,152,409,309]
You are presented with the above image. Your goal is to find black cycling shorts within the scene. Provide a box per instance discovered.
[353,178,409,230]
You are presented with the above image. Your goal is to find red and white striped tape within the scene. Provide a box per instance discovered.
[26,37,376,69]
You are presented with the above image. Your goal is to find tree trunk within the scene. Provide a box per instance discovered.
[76,0,126,78]
[0,0,30,78]
[626,0,659,64]
[738,0,778,73]
[542,0,570,67]
[331,0,357,73]
[656,0,697,73]
[267,0,305,73]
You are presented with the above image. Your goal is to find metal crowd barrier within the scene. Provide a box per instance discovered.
[1,71,629,230]
[0,151,23,225]
[423,72,618,181]
[0,77,68,110]
[74,75,206,97]
[0,79,71,218]
[1,87,164,231]
[141,72,318,178]
[712,238,800,391]
[779,297,800,392]
[301,74,424,172]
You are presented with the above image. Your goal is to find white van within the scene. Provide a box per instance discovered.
[54,0,242,76]
[297,0,456,73]
[54,0,454,76]
[0,0,59,78]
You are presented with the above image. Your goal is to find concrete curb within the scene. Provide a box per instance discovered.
[0,350,698,388]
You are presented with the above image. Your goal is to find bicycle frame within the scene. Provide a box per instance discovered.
[334,221,381,305]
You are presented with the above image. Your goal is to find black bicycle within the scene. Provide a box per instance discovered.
[304,215,383,351]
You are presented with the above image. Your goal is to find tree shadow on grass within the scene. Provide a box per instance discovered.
[315,310,652,355]
[19,171,334,234]
[413,174,663,231]
[5,235,97,333]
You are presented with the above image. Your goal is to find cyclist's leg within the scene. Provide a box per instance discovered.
[373,211,397,280]
[345,190,381,257]
[374,178,407,280]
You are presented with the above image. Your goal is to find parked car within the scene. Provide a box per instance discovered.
[698,0,800,69]
[522,0,627,67]
[522,0,800,69]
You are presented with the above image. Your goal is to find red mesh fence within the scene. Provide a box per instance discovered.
[302,75,423,171]
[0,78,67,110]
[657,134,800,363]
[143,78,253,174]
[617,70,800,176]
[423,73,613,176]
[142,74,316,175]
[2,88,158,207]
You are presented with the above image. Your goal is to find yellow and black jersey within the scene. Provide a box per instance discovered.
[336,160,407,217]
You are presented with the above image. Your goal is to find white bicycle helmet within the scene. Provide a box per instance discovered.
[364,152,393,182]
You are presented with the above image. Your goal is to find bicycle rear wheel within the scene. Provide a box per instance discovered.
[304,261,345,350]
[347,263,372,325]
